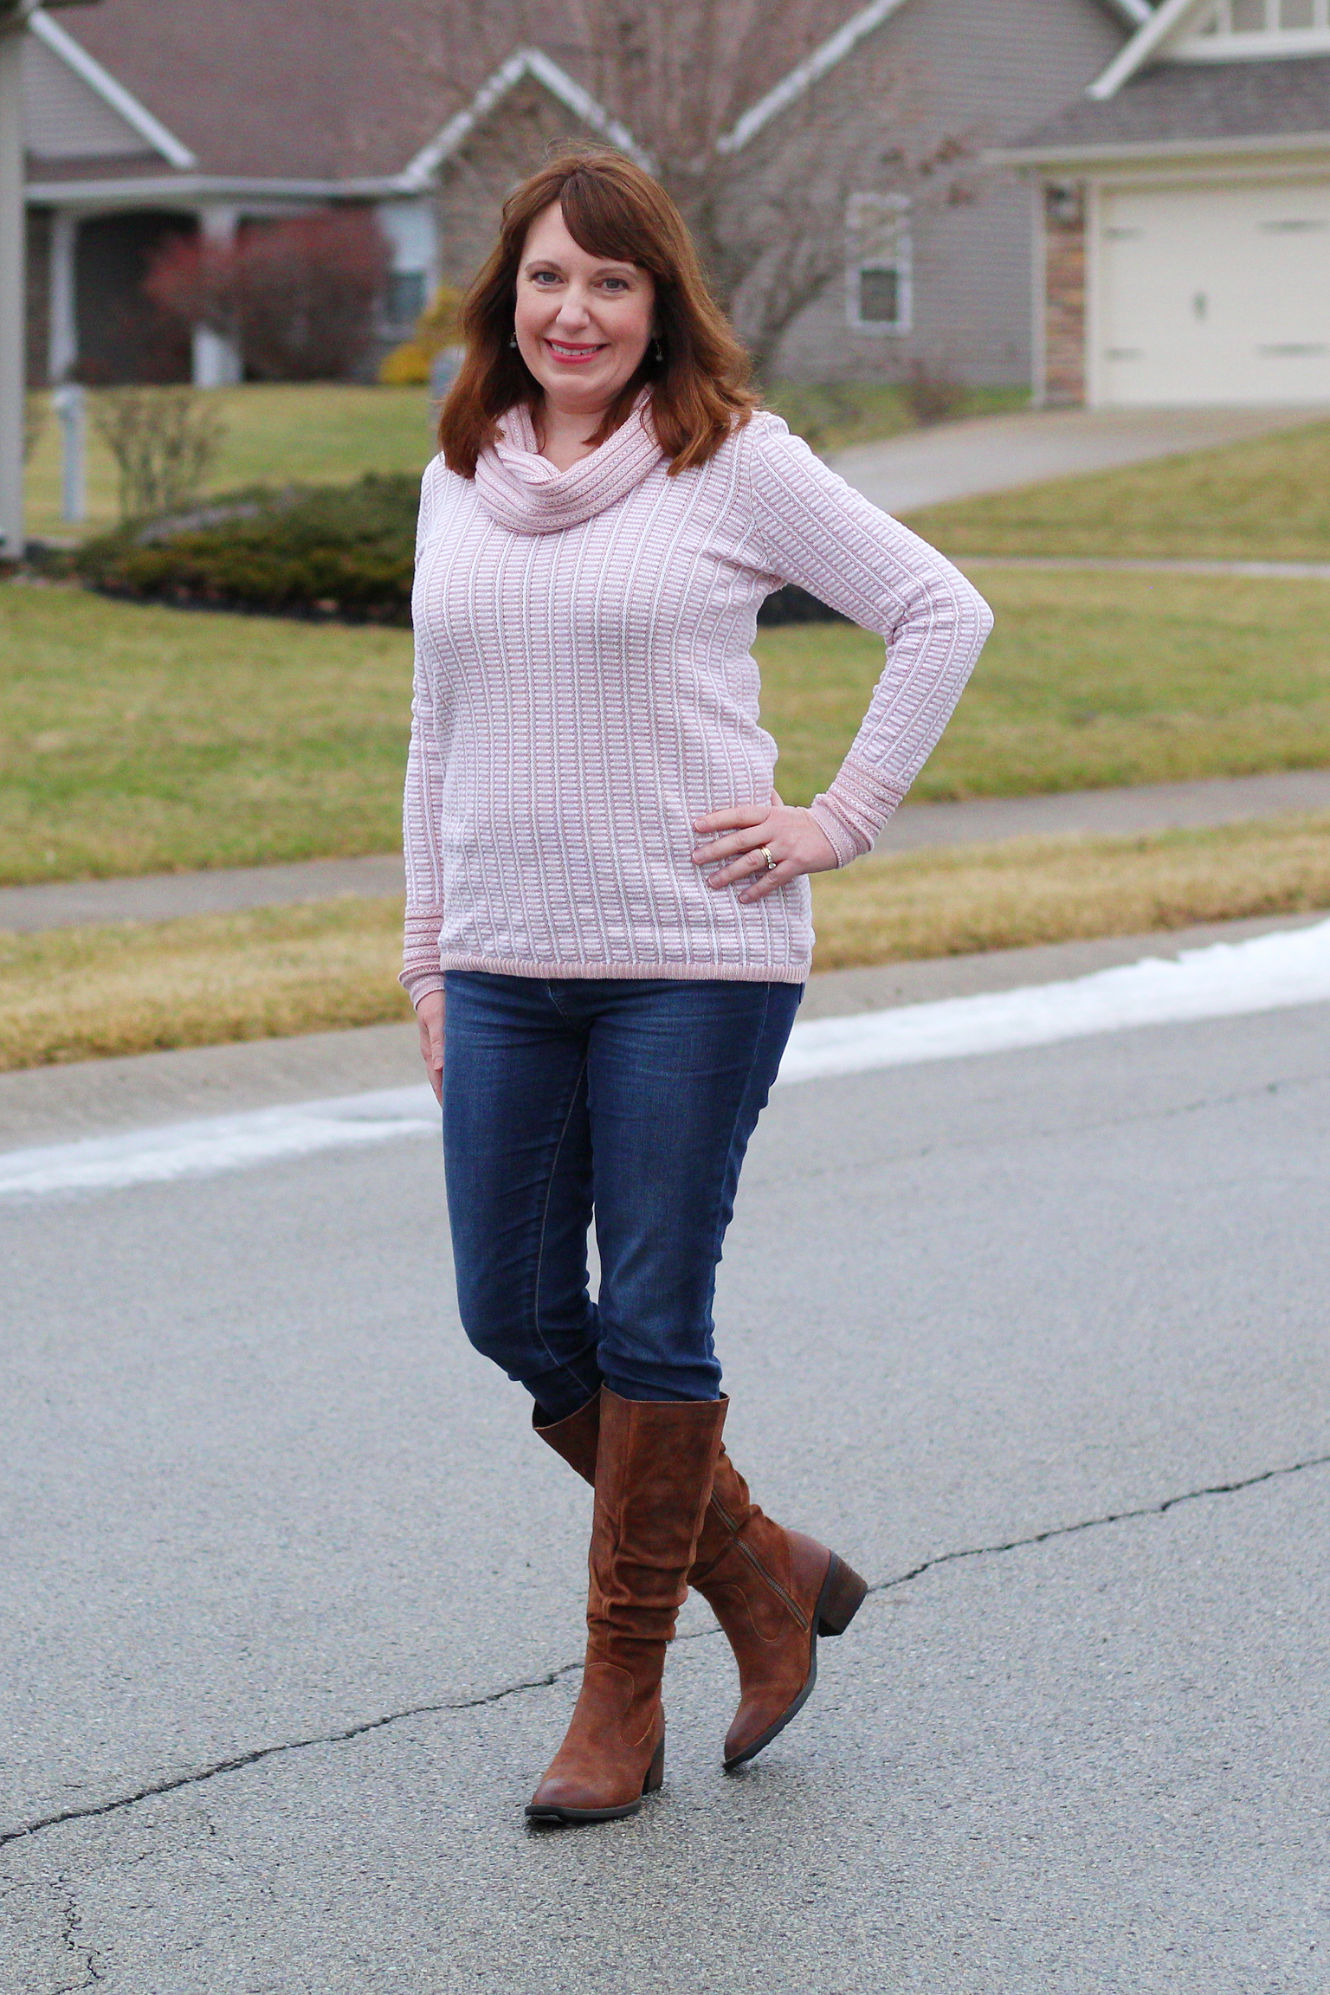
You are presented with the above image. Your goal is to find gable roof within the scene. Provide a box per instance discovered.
[26,8,194,167]
[24,0,1156,196]
[1090,0,1330,101]
[1090,0,1203,98]
[400,46,647,187]
[1003,50,1330,162]
[719,0,1152,153]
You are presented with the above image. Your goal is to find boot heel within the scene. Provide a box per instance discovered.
[815,1553,868,1637]
[643,1732,665,1795]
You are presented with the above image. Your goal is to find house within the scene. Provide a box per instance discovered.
[1002,0,1330,405]
[22,0,1152,392]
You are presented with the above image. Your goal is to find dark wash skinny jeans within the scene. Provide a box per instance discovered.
[441,970,802,1416]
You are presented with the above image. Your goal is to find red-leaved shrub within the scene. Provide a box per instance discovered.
[147,209,391,381]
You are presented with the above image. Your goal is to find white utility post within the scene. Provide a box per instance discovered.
[0,0,100,559]
[0,4,29,560]
[53,378,83,519]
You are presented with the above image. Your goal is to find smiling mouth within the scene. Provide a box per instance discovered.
[545,339,608,362]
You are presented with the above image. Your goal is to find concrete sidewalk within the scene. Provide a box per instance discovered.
[4,767,1329,934]
[830,403,1324,514]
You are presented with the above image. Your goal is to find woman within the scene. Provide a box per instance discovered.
[402,148,992,1825]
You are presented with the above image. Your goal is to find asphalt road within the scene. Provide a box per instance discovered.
[2,993,1328,1993]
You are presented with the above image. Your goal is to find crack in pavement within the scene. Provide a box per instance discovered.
[860,1448,1330,1601]
[57,1871,104,1989]
[2,1448,1326,1854]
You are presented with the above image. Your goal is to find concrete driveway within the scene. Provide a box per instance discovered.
[830,404,1325,515]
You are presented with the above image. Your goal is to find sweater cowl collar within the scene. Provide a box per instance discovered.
[474,391,664,533]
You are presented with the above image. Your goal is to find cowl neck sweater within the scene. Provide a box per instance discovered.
[474,391,664,533]
[402,408,994,997]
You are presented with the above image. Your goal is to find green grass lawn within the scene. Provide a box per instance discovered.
[23,384,438,544]
[905,419,1330,562]
[4,568,1330,886]
[1,583,413,883]
[22,379,1029,546]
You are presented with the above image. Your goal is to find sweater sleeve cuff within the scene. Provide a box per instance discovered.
[400,968,446,1009]
[810,756,907,866]
[400,907,445,1008]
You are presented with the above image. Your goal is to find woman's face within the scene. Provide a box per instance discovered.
[513,202,655,418]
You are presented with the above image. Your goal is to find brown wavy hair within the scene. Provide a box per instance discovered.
[436,147,758,478]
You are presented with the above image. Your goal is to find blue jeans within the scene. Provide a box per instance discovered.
[441,971,802,1415]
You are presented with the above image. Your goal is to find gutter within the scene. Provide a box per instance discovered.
[990,128,1330,169]
[24,171,427,204]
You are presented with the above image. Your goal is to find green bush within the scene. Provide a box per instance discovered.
[72,469,850,626]
[75,473,419,623]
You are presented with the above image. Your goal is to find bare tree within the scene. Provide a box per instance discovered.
[411,1,977,378]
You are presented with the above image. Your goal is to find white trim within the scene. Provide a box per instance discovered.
[1081,0,1330,94]
[1174,27,1330,54]
[997,130,1330,166]
[1030,179,1048,404]
[25,173,417,205]
[845,190,912,333]
[1085,179,1105,406]
[718,0,913,154]
[30,10,197,168]
[1173,0,1330,50]
[1090,0,1199,97]
[399,46,649,187]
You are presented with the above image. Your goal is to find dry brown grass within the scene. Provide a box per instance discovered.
[0,898,411,1071]
[5,813,1329,1071]
[811,812,1330,971]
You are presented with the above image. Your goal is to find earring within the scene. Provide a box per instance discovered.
[652,337,664,364]
[509,335,518,349]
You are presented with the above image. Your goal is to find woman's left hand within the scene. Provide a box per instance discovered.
[691,790,838,903]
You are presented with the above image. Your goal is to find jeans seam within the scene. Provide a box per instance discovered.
[530,1048,593,1398]
[703,981,774,1335]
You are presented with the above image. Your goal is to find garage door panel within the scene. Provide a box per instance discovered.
[1095,181,1330,405]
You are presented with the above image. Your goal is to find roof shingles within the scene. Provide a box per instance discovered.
[1013,52,1330,155]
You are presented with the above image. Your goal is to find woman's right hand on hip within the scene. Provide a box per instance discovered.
[416,990,446,1104]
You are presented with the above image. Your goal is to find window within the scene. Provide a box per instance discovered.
[384,269,427,328]
[1185,0,1330,40]
[847,194,912,335]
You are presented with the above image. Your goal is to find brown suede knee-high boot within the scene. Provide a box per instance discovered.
[534,1392,867,1771]
[526,1388,728,1824]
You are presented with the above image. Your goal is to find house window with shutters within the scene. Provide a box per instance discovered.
[846,194,912,335]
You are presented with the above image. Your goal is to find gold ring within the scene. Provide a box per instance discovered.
[760,846,777,871]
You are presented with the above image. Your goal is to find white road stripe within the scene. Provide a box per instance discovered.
[3,918,1329,1202]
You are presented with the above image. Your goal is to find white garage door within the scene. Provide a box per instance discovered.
[1094,179,1330,405]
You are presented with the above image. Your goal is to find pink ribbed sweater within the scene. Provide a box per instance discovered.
[401,399,992,1002]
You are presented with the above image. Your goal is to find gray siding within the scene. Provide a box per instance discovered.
[774,0,1125,385]
[22,32,149,160]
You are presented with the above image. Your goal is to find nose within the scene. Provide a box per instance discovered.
[553,285,592,329]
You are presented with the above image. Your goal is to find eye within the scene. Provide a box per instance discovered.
[528,269,561,285]
[600,276,631,293]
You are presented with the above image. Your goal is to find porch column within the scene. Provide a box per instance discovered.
[48,208,78,383]
[192,205,241,388]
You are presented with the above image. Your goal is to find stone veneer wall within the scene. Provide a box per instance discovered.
[1042,182,1087,407]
